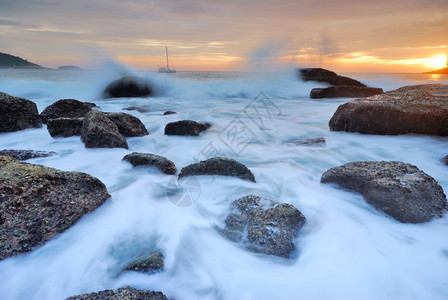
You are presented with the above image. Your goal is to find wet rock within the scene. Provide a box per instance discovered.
[222,195,306,258]
[0,92,41,132]
[39,99,95,124]
[0,149,56,160]
[164,120,211,136]
[163,110,176,115]
[179,157,255,182]
[299,68,366,87]
[321,161,447,223]
[310,86,383,99]
[105,112,149,137]
[329,84,448,136]
[123,105,151,113]
[289,137,326,145]
[122,152,176,174]
[81,110,128,149]
[122,252,164,273]
[443,155,448,166]
[65,286,168,300]
[47,117,84,137]
[0,156,110,260]
[104,76,153,98]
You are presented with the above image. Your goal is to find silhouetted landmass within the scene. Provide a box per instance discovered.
[58,65,82,70]
[0,52,42,68]
[425,68,448,74]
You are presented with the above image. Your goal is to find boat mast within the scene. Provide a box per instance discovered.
[166,46,169,70]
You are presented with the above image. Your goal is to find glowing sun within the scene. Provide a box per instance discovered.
[424,54,447,69]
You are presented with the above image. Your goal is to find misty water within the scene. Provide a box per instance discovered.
[0,66,448,299]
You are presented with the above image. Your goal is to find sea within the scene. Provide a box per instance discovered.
[0,65,448,300]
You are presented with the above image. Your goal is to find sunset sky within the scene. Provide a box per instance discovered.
[0,0,447,72]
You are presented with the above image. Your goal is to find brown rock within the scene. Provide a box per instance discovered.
[329,84,448,136]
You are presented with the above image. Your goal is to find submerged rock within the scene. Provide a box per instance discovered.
[65,286,168,300]
[321,161,447,223]
[104,76,153,98]
[310,86,383,99]
[122,152,177,174]
[81,110,128,149]
[164,120,211,136]
[121,252,164,273]
[443,155,448,166]
[123,105,151,113]
[222,195,306,258]
[0,149,56,160]
[288,137,326,145]
[39,99,95,124]
[0,156,110,260]
[299,68,366,87]
[0,92,41,132]
[47,117,84,137]
[179,157,255,182]
[329,84,448,136]
[105,112,149,137]
[163,110,176,115]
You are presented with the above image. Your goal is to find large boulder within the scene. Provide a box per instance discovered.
[321,161,447,223]
[329,84,448,135]
[299,68,366,87]
[310,86,383,99]
[81,110,128,149]
[121,251,164,274]
[103,76,153,98]
[222,195,306,258]
[122,152,177,174]
[0,156,110,260]
[179,157,255,182]
[39,99,95,124]
[105,112,149,137]
[165,120,211,136]
[65,286,168,300]
[0,149,56,160]
[0,92,41,132]
[47,117,84,137]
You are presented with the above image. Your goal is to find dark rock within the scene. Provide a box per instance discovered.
[122,152,176,174]
[122,252,164,273]
[104,76,152,98]
[123,105,151,113]
[179,157,255,182]
[222,195,306,258]
[39,99,95,124]
[105,112,149,137]
[289,137,326,145]
[0,156,110,260]
[47,117,84,137]
[0,149,56,160]
[65,286,168,300]
[329,84,448,136]
[443,155,448,166]
[321,161,447,223]
[310,86,383,99]
[0,92,41,132]
[299,68,366,87]
[163,110,176,115]
[81,110,128,149]
[165,120,211,136]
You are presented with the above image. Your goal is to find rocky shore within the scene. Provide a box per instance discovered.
[1,74,447,298]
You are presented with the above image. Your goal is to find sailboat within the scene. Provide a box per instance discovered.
[158,46,176,73]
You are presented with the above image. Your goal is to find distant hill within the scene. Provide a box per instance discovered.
[0,52,42,68]
[425,68,448,74]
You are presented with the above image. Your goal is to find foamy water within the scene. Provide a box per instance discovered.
[0,67,448,299]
